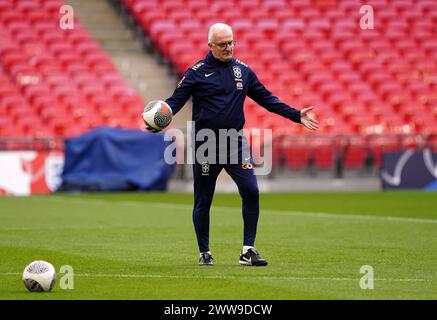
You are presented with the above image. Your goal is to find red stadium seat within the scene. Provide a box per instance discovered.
[343,138,370,169]
[284,145,312,170]
[312,142,334,169]
[368,136,404,166]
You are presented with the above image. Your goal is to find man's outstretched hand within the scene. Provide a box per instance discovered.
[300,106,319,131]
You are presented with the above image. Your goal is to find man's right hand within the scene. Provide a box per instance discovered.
[145,122,161,133]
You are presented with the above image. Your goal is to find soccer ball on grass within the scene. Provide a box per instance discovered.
[22,260,56,292]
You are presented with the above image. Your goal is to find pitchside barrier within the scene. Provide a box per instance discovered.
[381,150,437,190]
[0,127,174,195]
[0,137,64,196]
[1,130,436,195]
[271,133,437,179]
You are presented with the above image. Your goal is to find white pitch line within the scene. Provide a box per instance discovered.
[0,272,431,283]
[47,196,437,225]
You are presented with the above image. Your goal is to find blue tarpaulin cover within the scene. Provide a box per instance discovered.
[59,127,174,191]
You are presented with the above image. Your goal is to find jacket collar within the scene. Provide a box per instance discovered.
[206,51,234,67]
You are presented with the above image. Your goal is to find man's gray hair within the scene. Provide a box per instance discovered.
[208,23,233,44]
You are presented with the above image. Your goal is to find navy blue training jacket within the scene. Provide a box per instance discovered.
[165,51,301,132]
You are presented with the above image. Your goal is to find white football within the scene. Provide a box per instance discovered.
[142,100,173,131]
[22,260,56,292]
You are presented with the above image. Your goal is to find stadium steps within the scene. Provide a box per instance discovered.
[65,0,191,128]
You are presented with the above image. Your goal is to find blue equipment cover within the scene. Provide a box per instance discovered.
[59,127,174,191]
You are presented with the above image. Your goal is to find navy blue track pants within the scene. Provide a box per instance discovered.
[192,162,259,253]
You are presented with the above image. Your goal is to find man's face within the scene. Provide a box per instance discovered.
[208,29,234,62]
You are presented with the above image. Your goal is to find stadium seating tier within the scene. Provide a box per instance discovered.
[0,0,145,138]
[121,0,437,138]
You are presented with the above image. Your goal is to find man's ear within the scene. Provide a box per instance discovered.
[208,43,212,49]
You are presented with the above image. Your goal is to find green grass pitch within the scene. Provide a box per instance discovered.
[0,191,436,299]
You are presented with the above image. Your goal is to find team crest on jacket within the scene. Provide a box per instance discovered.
[201,161,210,176]
[233,66,242,79]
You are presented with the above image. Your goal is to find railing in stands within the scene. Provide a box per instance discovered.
[0,137,64,151]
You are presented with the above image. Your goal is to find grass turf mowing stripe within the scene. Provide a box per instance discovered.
[1,272,431,282]
[46,196,437,225]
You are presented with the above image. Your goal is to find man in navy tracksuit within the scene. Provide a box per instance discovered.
[148,23,318,266]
